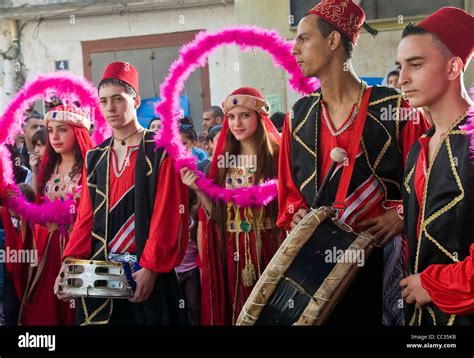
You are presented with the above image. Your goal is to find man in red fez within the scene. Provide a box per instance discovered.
[56,61,190,325]
[277,0,430,325]
[397,7,474,325]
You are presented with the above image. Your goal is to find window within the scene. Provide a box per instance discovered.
[289,0,465,26]
[360,0,464,20]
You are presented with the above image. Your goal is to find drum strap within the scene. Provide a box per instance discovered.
[333,87,372,210]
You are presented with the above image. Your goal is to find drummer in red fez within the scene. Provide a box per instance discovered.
[277,0,430,325]
[56,61,190,325]
[398,7,474,325]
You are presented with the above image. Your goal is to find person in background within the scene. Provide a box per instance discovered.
[180,117,208,162]
[197,131,209,154]
[148,117,161,132]
[270,112,285,132]
[29,128,47,194]
[202,106,224,131]
[385,69,401,89]
[20,114,45,170]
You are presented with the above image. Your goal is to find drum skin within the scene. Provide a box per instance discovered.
[236,207,380,325]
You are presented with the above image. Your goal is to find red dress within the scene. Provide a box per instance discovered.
[201,166,282,325]
[19,173,81,325]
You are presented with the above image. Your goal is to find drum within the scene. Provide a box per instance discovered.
[58,258,136,298]
[236,206,377,325]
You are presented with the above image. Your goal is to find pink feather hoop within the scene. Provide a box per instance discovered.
[155,26,319,207]
[0,72,108,226]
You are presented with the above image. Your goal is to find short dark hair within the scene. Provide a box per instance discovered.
[197,131,208,142]
[205,105,224,120]
[316,17,353,59]
[270,112,285,131]
[98,78,137,97]
[179,116,197,142]
[208,124,222,142]
[402,23,453,59]
[147,117,160,130]
[387,70,399,78]
[401,23,429,38]
[25,112,43,124]
[32,127,47,146]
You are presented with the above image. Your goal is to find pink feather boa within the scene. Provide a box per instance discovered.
[0,72,106,226]
[155,26,318,207]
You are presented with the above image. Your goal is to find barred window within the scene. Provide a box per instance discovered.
[290,0,465,26]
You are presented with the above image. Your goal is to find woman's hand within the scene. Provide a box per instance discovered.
[180,167,200,191]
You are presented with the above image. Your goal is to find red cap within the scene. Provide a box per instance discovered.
[101,61,139,94]
[308,0,365,45]
[417,7,474,69]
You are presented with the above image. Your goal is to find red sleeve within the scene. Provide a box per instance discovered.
[139,157,189,273]
[420,244,474,315]
[398,100,431,167]
[276,113,308,231]
[62,177,93,260]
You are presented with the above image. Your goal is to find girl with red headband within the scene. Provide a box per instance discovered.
[181,87,283,325]
[18,105,94,325]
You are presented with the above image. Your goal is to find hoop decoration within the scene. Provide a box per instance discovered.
[0,72,108,226]
[155,26,319,207]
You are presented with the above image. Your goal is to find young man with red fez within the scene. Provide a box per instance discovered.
[278,0,430,325]
[397,7,474,325]
[55,61,189,325]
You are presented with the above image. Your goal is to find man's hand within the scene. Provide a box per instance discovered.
[400,274,432,309]
[128,267,158,303]
[53,262,73,302]
[290,208,309,230]
[356,209,404,246]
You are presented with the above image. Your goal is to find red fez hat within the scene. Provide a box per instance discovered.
[308,0,365,44]
[101,61,139,94]
[417,7,474,69]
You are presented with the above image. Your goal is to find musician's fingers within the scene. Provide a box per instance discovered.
[401,286,410,300]
[298,208,309,215]
[400,277,408,287]
[366,224,384,237]
[405,293,415,305]
[415,300,426,309]
[129,286,143,303]
[357,217,378,228]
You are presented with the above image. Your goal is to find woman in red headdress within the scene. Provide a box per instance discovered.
[181,87,283,325]
[19,105,94,325]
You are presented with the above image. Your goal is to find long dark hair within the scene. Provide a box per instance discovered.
[214,111,280,231]
[215,112,279,187]
[38,134,83,196]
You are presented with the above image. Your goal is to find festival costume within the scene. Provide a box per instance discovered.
[199,87,283,325]
[402,7,474,325]
[278,0,430,325]
[62,62,189,325]
[19,105,93,325]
